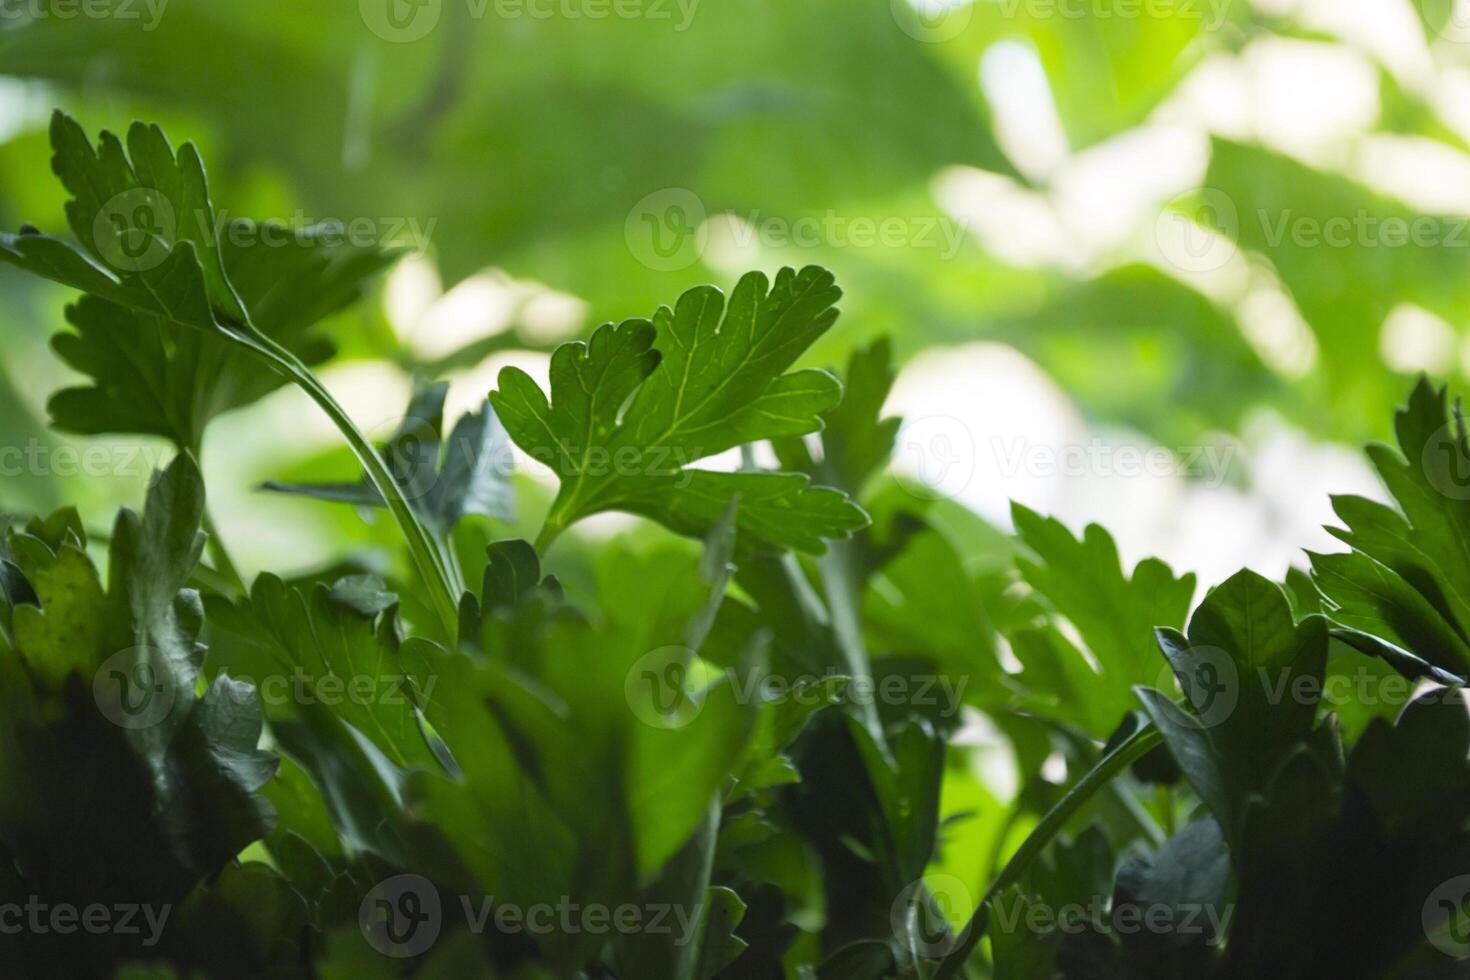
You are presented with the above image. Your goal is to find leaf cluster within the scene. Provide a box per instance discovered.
[2,116,1468,980]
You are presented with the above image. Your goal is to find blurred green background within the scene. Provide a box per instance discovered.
[0,0,1465,586]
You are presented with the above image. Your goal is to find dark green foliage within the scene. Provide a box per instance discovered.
[2,115,1468,980]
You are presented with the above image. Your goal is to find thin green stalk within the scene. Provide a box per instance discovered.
[820,538,884,743]
[932,723,1164,980]
[810,447,884,745]
[188,560,241,599]
[534,506,568,555]
[288,364,461,631]
[1157,784,1176,839]
[237,328,462,638]
[981,802,1024,889]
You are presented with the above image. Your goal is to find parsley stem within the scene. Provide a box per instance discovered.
[820,539,884,743]
[534,483,584,555]
[932,723,1164,979]
[533,509,567,554]
[241,330,462,639]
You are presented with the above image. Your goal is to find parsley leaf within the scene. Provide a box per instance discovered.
[1,112,247,339]
[205,574,453,775]
[263,379,514,537]
[1,112,461,631]
[1314,377,1470,676]
[1223,694,1470,977]
[489,266,869,553]
[49,224,396,452]
[0,454,276,915]
[1010,503,1196,738]
[773,337,902,495]
[1137,570,1327,842]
